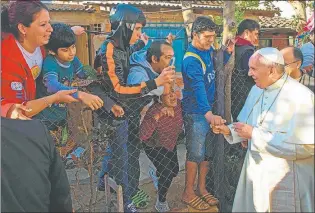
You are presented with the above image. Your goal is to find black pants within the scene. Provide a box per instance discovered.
[143,143,179,202]
[127,114,142,198]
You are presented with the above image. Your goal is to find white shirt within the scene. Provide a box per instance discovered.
[16,40,43,79]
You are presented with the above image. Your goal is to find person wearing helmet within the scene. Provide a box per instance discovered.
[89,4,175,213]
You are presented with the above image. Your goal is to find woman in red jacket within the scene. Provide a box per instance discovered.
[1,1,89,119]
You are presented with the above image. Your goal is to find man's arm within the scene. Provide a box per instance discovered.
[185,58,225,125]
[100,42,158,98]
[185,59,212,115]
[46,126,72,212]
[86,82,115,113]
[127,67,164,97]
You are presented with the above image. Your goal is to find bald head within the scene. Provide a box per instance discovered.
[281,46,303,79]
[281,47,303,66]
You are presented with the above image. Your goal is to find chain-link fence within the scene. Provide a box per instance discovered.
[33,23,262,212]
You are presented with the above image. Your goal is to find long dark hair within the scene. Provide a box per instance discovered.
[1,1,49,38]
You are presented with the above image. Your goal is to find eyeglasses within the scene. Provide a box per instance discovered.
[285,60,301,66]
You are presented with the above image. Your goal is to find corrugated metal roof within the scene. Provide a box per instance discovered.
[1,1,96,13]
[84,1,279,12]
[47,3,95,13]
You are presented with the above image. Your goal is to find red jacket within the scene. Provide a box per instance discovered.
[1,34,46,116]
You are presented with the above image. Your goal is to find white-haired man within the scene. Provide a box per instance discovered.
[213,47,314,212]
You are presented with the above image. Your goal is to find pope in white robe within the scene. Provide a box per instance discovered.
[214,47,314,212]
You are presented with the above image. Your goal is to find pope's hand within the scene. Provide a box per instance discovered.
[233,122,253,139]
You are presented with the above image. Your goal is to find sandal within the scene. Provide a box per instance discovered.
[182,196,211,210]
[200,193,219,206]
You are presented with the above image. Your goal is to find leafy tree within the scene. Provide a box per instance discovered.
[214,1,276,26]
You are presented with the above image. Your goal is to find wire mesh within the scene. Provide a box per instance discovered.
[34,25,270,213]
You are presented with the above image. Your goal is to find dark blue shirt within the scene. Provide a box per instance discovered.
[182,44,230,115]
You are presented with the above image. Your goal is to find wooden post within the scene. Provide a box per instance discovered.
[212,2,236,211]
[75,32,89,65]
[222,1,236,124]
[103,174,124,212]
[103,174,110,212]
[181,1,195,43]
[117,186,124,213]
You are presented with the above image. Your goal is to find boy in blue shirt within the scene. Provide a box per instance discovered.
[36,23,106,157]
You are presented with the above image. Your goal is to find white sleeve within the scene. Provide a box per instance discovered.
[251,127,314,160]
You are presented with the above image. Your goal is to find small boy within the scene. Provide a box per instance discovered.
[139,84,183,212]
[36,23,117,157]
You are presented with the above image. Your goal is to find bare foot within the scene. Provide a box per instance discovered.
[197,189,209,197]
[197,189,219,206]
[182,190,197,203]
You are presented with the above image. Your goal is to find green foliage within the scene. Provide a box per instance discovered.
[306,1,314,9]
[214,1,276,25]
[236,1,260,9]
[213,16,223,25]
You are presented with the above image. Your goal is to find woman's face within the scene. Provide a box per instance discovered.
[22,9,53,47]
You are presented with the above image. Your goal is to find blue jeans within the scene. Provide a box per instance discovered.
[184,113,211,163]
[99,146,112,179]
[100,119,131,204]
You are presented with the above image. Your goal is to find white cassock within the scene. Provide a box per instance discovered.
[225,73,314,212]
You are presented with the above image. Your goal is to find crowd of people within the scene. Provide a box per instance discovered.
[1,1,314,213]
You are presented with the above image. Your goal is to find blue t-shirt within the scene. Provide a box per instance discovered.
[182,44,216,115]
[36,55,85,127]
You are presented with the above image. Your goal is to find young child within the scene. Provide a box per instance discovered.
[139,83,183,212]
[36,23,108,157]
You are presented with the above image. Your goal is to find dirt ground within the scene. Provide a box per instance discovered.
[71,171,218,212]
[138,171,187,212]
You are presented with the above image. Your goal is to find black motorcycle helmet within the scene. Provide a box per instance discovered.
[108,4,146,50]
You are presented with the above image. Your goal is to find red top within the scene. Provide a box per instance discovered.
[235,36,253,46]
[140,100,183,151]
[1,34,46,117]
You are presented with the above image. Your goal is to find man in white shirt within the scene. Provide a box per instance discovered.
[281,46,314,92]
[213,47,314,212]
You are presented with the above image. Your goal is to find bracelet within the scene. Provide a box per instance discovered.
[21,101,28,116]
[43,97,52,107]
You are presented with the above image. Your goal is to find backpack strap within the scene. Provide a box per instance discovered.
[184,52,207,74]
